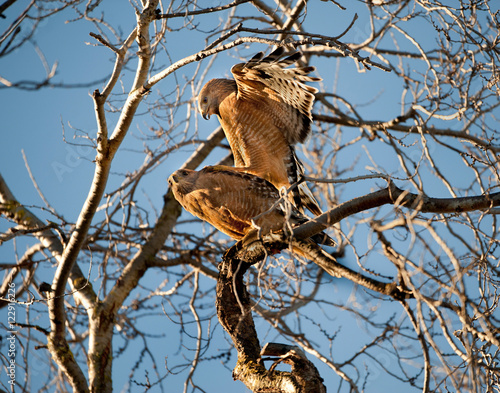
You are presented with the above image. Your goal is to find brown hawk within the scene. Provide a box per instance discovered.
[168,166,334,247]
[197,47,322,216]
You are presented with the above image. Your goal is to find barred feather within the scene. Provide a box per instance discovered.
[168,167,333,246]
[292,150,323,216]
[197,47,323,217]
[231,47,321,144]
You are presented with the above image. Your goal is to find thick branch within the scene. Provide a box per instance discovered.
[83,4,161,392]
[224,184,500,300]
[293,186,500,242]
[0,172,92,392]
[261,343,327,393]
[217,256,261,362]
[0,174,97,309]
[218,251,328,392]
[227,231,411,300]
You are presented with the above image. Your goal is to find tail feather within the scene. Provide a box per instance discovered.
[288,148,323,216]
[283,200,335,247]
[311,231,336,247]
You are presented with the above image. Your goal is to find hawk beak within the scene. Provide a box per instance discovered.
[202,112,210,120]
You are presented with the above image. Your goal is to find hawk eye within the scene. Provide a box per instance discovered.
[202,97,208,103]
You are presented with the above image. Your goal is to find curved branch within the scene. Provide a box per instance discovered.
[223,183,500,300]
[0,175,93,392]
[156,0,253,19]
[218,249,327,392]
[292,185,500,242]
[0,174,96,310]
[313,112,500,154]
[227,231,411,300]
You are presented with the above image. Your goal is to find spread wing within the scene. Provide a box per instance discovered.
[197,49,323,216]
[230,47,321,145]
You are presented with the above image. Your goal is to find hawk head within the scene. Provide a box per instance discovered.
[197,89,212,120]
[197,78,237,120]
[168,169,197,196]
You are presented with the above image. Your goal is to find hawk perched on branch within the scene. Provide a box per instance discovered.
[197,47,322,216]
[168,166,334,246]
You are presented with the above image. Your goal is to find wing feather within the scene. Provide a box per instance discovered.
[170,167,334,245]
[230,47,321,144]
[198,49,323,217]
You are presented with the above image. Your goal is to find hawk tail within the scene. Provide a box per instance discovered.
[286,148,323,216]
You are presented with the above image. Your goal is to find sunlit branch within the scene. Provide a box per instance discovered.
[0,172,93,392]
[217,248,327,391]
[293,185,500,241]
[237,26,392,71]
[156,0,253,19]
[313,112,500,154]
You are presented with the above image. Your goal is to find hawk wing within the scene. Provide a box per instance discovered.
[230,47,321,145]
[168,167,334,246]
[197,48,323,216]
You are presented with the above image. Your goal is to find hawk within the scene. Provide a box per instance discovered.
[168,166,334,247]
[197,47,323,216]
